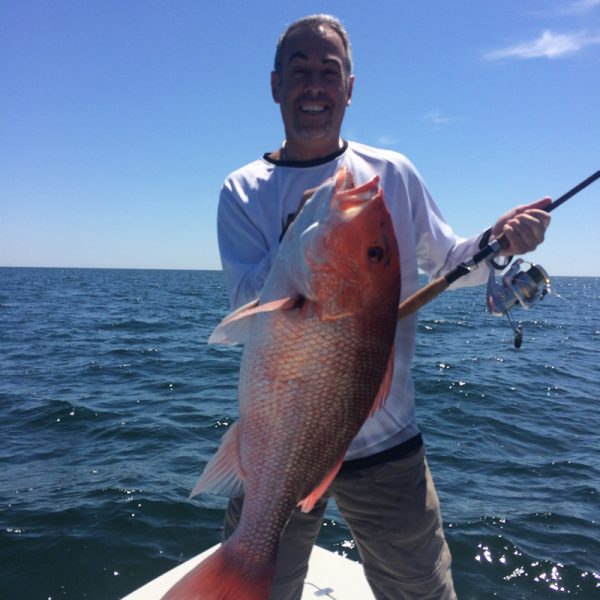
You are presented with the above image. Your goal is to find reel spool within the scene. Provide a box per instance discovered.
[486,259,551,348]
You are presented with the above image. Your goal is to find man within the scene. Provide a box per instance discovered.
[216,14,550,600]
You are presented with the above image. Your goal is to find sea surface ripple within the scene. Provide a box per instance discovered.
[1,268,598,599]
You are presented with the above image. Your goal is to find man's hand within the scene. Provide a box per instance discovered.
[280,185,321,241]
[299,186,319,211]
[491,197,552,256]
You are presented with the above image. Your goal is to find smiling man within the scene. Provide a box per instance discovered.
[270,22,354,161]
[214,14,550,600]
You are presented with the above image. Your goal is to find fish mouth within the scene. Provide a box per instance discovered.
[333,168,381,215]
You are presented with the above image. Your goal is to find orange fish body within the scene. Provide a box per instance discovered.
[162,168,400,599]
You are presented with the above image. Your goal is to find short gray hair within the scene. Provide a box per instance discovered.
[273,14,353,78]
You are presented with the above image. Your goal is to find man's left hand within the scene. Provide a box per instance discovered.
[491,197,552,256]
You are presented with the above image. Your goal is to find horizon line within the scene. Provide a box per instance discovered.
[1,265,598,278]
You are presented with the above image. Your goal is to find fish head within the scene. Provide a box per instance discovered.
[284,168,400,319]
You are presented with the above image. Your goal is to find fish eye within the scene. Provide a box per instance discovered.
[367,245,385,263]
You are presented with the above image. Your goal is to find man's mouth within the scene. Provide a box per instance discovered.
[300,104,327,114]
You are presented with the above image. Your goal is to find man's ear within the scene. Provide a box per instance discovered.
[346,75,355,106]
[271,71,281,104]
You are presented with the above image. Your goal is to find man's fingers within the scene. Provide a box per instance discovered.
[502,214,548,254]
[524,196,552,211]
[300,187,318,207]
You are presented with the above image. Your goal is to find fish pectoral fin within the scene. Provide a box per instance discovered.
[189,422,245,499]
[208,296,299,345]
[369,345,395,417]
[297,457,343,513]
[208,298,260,345]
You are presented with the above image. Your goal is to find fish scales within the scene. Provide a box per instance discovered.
[232,309,396,572]
[162,168,400,599]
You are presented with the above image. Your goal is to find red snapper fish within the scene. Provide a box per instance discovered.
[162,167,401,599]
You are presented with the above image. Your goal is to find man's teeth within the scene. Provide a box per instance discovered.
[301,105,326,113]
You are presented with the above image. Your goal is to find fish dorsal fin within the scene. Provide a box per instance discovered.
[369,345,395,417]
[189,422,245,499]
[208,296,298,345]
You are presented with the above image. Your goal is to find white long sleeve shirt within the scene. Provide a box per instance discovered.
[216,141,490,460]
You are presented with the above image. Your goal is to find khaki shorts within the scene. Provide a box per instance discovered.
[223,445,456,600]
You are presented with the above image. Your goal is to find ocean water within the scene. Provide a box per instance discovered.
[1,267,598,599]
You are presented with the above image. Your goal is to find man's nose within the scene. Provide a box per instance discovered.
[303,71,325,94]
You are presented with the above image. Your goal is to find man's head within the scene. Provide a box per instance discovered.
[271,15,355,161]
[273,15,353,82]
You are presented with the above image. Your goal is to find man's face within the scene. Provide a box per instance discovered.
[271,25,354,160]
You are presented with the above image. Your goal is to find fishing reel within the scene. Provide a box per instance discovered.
[486,258,551,348]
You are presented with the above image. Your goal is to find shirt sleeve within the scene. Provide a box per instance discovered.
[217,184,279,309]
[408,167,491,289]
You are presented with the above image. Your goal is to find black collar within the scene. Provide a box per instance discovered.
[263,141,348,168]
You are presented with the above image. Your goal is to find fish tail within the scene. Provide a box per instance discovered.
[160,542,274,600]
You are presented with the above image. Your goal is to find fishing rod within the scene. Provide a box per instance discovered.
[397,169,600,347]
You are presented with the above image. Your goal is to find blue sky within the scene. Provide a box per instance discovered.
[1,0,599,275]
